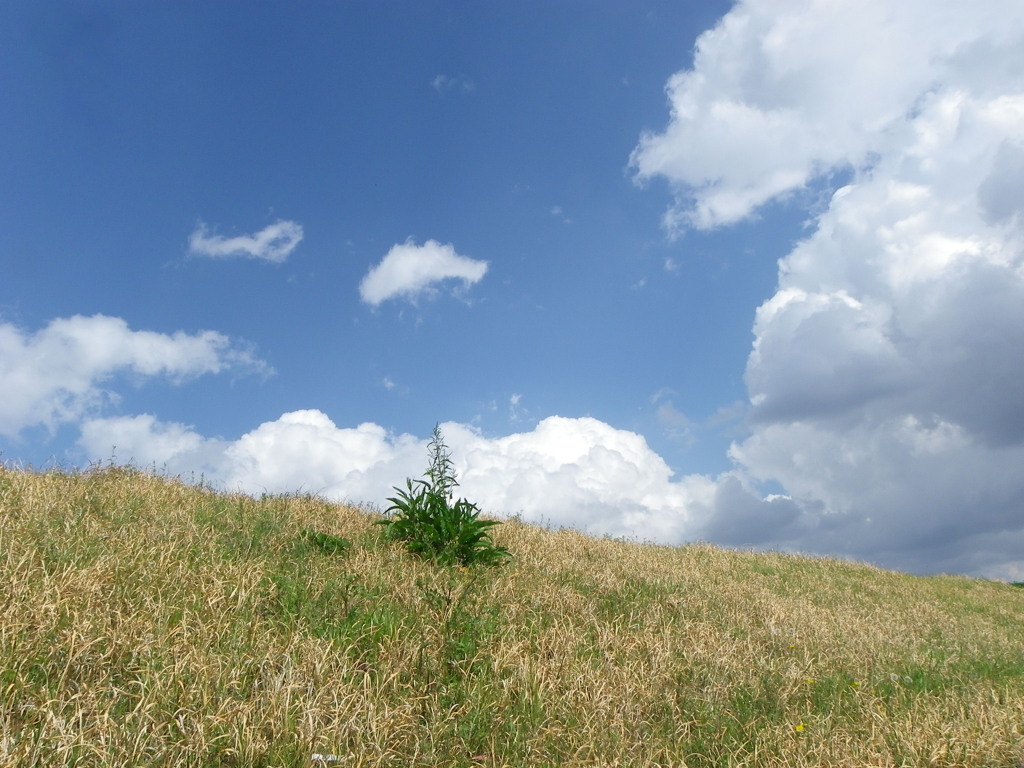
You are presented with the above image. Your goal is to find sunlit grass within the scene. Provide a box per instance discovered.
[2,465,1023,767]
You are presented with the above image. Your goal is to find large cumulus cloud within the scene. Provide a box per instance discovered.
[634,0,1024,580]
[631,0,1024,232]
[79,411,718,542]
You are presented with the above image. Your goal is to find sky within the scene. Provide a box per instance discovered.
[2,1,1023,580]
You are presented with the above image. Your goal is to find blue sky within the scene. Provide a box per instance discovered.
[3,1,1024,580]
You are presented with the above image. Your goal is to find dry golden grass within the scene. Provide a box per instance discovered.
[1,465,1023,767]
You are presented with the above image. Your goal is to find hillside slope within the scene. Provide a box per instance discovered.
[1,466,1022,767]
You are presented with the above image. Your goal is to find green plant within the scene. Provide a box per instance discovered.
[299,528,352,556]
[377,424,510,567]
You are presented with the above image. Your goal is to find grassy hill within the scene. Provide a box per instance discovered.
[1,465,1022,767]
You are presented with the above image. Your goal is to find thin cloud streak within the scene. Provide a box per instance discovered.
[188,220,304,262]
[431,74,475,94]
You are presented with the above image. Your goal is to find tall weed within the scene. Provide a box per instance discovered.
[377,425,509,567]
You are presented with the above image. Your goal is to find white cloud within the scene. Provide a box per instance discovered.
[550,206,571,224]
[359,238,488,306]
[630,0,1024,232]
[188,219,304,262]
[431,74,475,94]
[78,412,717,543]
[0,315,268,437]
[447,417,715,541]
[80,411,422,501]
[651,389,696,446]
[79,413,231,473]
[634,0,1024,579]
[508,393,524,422]
[75,397,1024,578]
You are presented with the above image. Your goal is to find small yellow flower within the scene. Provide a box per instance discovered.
[794,723,806,732]
[805,678,815,684]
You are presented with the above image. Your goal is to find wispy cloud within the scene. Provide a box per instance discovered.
[188,219,304,262]
[550,205,571,224]
[508,393,526,422]
[651,389,696,446]
[431,74,475,94]
[359,238,488,307]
